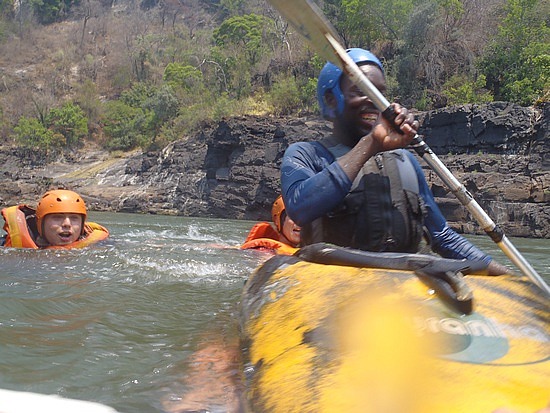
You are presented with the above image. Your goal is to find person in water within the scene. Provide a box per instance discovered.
[240,195,301,254]
[280,48,508,275]
[1,189,109,249]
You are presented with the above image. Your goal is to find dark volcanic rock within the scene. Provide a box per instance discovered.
[0,102,549,238]
[418,102,550,237]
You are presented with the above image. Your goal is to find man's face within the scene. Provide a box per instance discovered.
[42,213,83,246]
[339,64,386,141]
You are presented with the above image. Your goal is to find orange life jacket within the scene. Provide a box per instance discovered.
[1,205,109,249]
[240,222,298,256]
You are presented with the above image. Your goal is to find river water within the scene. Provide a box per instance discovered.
[0,211,549,412]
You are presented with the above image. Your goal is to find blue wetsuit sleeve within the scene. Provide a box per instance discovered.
[408,151,492,264]
[281,142,352,227]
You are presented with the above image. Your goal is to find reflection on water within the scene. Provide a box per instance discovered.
[0,211,548,412]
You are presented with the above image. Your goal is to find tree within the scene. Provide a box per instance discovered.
[163,62,203,90]
[441,74,494,105]
[397,0,504,107]
[45,102,88,147]
[339,0,415,47]
[0,0,14,18]
[29,0,80,23]
[13,116,61,151]
[213,13,274,66]
[143,84,179,139]
[219,0,246,17]
[479,0,549,104]
[102,100,152,150]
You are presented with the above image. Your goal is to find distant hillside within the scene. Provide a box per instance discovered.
[0,0,547,152]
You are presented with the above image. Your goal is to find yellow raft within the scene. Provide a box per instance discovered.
[240,243,549,413]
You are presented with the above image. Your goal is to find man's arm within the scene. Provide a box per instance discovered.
[281,142,351,227]
[407,151,509,275]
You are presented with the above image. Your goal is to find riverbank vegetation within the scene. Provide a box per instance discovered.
[0,0,548,156]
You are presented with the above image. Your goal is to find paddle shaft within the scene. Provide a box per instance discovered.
[270,0,550,296]
[409,132,550,296]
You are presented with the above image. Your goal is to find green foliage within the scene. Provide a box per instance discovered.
[120,82,156,108]
[74,80,103,128]
[267,74,318,115]
[501,43,549,105]
[102,101,152,151]
[413,90,432,111]
[143,84,180,139]
[13,116,61,151]
[435,0,463,16]
[210,93,234,121]
[339,0,415,46]
[29,0,80,24]
[0,0,13,17]
[102,83,180,150]
[111,65,134,92]
[231,67,252,99]
[213,14,273,65]
[128,35,157,82]
[219,0,246,17]
[163,91,269,139]
[302,77,319,112]
[169,103,211,137]
[163,63,203,90]
[441,74,494,105]
[267,75,301,116]
[45,102,88,147]
[13,102,88,151]
[5,0,550,157]
[479,0,549,105]
[0,19,5,43]
[397,0,479,106]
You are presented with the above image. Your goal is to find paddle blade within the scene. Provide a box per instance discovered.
[268,0,343,66]
[268,0,393,112]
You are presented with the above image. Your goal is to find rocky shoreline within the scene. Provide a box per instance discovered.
[1,101,549,238]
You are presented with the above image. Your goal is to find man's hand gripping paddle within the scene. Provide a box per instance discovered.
[268,0,550,296]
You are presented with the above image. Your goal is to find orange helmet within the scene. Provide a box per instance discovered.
[271,195,286,232]
[36,189,87,236]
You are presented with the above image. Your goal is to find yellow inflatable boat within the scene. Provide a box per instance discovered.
[240,243,549,413]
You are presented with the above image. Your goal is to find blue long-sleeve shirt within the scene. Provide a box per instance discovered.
[281,141,492,264]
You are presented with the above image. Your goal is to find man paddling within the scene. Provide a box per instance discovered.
[281,48,507,275]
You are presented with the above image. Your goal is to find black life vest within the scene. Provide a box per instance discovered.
[301,145,425,253]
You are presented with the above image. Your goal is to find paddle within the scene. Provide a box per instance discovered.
[267,0,550,296]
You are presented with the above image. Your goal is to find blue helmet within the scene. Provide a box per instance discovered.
[316,48,384,120]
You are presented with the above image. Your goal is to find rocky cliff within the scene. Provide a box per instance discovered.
[1,102,548,238]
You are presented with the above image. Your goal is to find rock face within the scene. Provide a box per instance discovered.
[418,102,549,238]
[1,102,549,238]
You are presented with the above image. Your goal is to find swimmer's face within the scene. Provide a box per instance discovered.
[42,213,83,246]
[282,215,301,246]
